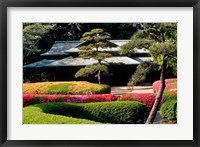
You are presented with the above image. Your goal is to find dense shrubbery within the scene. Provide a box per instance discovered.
[160,100,177,121]
[152,78,177,93]
[23,81,111,95]
[23,94,117,107]
[160,87,177,121]
[119,93,164,109]
[163,90,177,102]
[23,106,101,124]
[23,92,166,110]
[23,92,164,110]
[32,101,148,124]
[23,79,178,124]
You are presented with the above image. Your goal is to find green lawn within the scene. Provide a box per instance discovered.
[23,106,101,124]
[23,101,148,124]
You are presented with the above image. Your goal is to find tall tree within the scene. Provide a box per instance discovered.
[75,28,116,84]
[121,23,177,124]
[23,23,55,64]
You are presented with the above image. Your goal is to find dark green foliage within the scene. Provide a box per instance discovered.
[120,31,152,56]
[121,23,177,87]
[52,23,136,40]
[34,101,148,124]
[128,61,159,86]
[23,23,55,64]
[144,23,177,42]
[28,96,41,105]
[160,100,177,121]
[149,42,177,65]
[75,65,110,78]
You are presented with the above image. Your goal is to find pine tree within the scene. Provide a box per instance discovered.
[75,28,116,84]
[121,23,177,124]
[23,23,55,64]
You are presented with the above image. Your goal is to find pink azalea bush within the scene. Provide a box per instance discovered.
[152,78,177,93]
[23,94,117,107]
[119,93,164,109]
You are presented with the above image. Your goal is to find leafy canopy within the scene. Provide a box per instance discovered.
[23,23,55,64]
[121,23,177,86]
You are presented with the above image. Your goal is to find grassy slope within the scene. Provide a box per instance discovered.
[24,101,148,124]
[23,106,101,124]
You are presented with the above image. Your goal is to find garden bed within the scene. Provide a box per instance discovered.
[23,81,111,95]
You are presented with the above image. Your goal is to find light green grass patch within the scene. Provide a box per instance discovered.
[23,106,102,124]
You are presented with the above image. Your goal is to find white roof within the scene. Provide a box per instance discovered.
[24,56,153,68]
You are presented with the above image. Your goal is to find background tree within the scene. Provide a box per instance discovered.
[121,23,177,124]
[75,28,116,84]
[23,23,55,64]
[23,23,138,65]
[52,23,137,40]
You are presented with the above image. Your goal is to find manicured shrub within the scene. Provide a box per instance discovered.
[152,78,177,93]
[23,81,111,95]
[160,100,177,121]
[23,106,101,124]
[119,93,164,109]
[23,94,117,107]
[34,101,148,124]
[163,90,177,102]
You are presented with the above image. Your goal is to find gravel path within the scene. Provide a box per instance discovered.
[111,86,153,95]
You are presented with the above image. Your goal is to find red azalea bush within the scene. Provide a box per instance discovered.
[119,93,164,109]
[23,94,117,107]
[152,78,177,93]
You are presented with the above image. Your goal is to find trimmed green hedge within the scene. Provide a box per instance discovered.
[23,81,111,95]
[163,90,177,102]
[28,101,148,124]
[160,100,177,121]
[23,106,101,124]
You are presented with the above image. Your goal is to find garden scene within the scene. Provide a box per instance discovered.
[23,23,177,124]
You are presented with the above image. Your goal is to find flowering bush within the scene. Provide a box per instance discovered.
[23,94,117,107]
[152,78,177,93]
[23,81,111,95]
[119,93,164,109]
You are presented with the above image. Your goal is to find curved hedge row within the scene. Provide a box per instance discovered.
[33,101,148,124]
[23,94,117,107]
[23,81,111,95]
[23,92,164,110]
[23,106,101,124]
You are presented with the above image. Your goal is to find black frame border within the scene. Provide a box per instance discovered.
[0,0,199,146]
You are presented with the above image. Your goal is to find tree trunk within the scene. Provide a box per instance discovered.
[98,70,101,84]
[97,59,101,84]
[146,56,168,124]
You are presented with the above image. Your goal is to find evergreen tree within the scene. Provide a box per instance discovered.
[23,23,55,64]
[75,28,116,84]
[121,23,177,124]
